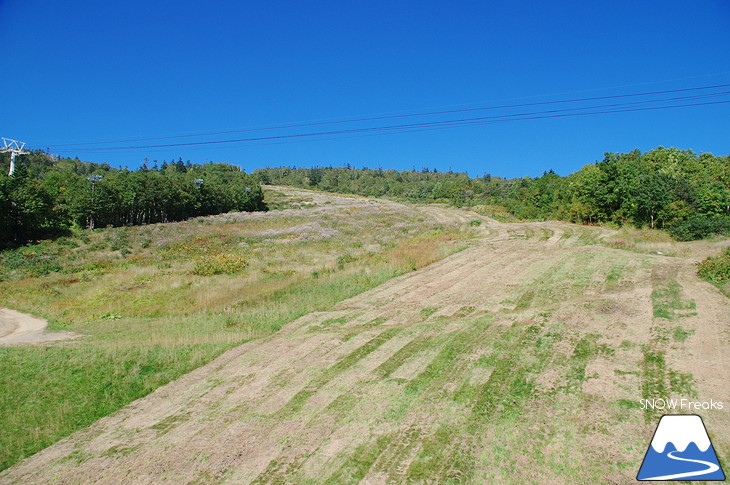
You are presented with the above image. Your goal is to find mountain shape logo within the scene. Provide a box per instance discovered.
[637,414,726,481]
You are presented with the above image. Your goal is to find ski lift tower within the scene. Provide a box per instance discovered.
[1,138,30,176]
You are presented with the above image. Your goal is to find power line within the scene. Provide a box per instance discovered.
[55,97,730,153]
[45,82,730,148]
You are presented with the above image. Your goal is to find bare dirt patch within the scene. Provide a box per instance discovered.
[0,308,80,346]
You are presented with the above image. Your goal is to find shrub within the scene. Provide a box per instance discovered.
[336,254,355,269]
[698,248,730,283]
[0,247,62,277]
[669,215,730,241]
[192,253,248,276]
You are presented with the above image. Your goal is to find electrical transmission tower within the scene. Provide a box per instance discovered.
[1,138,30,176]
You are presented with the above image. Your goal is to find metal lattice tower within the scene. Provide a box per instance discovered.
[1,138,30,176]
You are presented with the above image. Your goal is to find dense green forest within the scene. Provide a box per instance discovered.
[254,147,730,240]
[0,152,266,245]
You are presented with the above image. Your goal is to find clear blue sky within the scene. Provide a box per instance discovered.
[1,0,729,178]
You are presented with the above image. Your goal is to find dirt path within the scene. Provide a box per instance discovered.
[0,308,79,346]
[1,192,728,484]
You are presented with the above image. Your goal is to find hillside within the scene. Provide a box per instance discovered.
[1,187,727,483]
[0,186,472,472]
[255,147,730,240]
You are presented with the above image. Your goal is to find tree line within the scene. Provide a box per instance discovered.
[0,152,266,245]
[2,147,727,246]
[254,147,730,240]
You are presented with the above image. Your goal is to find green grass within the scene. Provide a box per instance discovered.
[359,314,617,483]
[373,335,430,378]
[323,434,392,484]
[0,343,224,470]
[640,344,697,423]
[604,261,626,290]
[565,334,601,392]
[651,281,696,319]
[506,251,605,311]
[468,203,519,222]
[406,423,471,482]
[419,306,438,319]
[641,271,699,423]
[471,320,547,419]
[672,326,694,342]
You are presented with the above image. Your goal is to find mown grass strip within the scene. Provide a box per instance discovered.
[565,333,600,393]
[405,318,491,395]
[372,335,431,378]
[315,328,402,388]
[471,320,546,420]
[323,434,392,484]
[405,424,473,483]
[640,345,696,422]
[250,456,307,485]
[651,280,696,320]
[274,328,402,419]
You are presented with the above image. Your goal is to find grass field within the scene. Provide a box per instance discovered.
[1,187,728,484]
[0,187,474,471]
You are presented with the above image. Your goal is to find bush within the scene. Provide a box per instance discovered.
[192,253,248,276]
[0,247,62,277]
[668,215,730,241]
[698,248,730,283]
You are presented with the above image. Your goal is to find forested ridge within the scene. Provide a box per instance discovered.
[255,147,730,240]
[0,152,266,245]
[1,147,728,247]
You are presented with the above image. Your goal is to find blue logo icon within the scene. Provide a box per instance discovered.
[637,414,726,481]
